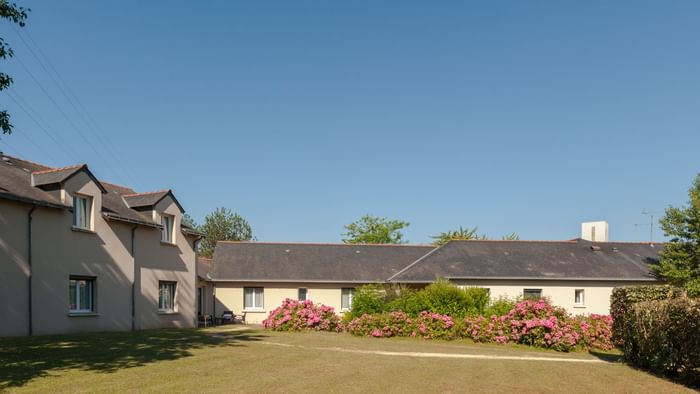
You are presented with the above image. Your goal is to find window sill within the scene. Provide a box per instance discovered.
[158,310,179,315]
[68,312,99,317]
[243,309,265,313]
[160,241,177,247]
[71,226,96,234]
[573,305,586,308]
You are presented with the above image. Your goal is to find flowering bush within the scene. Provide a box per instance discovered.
[262,298,342,332]
[346,311,456,340]
[462,300,613,352]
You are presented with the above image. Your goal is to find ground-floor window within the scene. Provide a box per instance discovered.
[523,288,542,300]
[244,287,264,310]
[298,288,307,301]
[574,289,585,306]
[341,288,355,311]
[159,281,177,312]
[69,276,95,313]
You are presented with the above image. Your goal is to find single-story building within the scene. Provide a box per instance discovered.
[200,233,660,323]
[0,153,201,337]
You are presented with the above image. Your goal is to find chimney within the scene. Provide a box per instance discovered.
[581,221,609,242]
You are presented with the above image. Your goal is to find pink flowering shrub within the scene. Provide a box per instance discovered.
[462,300,613,352]
[346,311,456,340]
[262,298,342,332]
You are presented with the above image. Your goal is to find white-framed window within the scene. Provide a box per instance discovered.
[574,289,585,306]
[523,288,542,300]
[341,288,355,311]
[161,214,174,243]
[244,287,264,310]
[298,288,307,301]
[69,276,95,313]
[72,194,92,230]
[158,281,177,312]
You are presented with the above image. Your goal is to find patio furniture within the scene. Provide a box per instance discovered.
[215,310,246,325]
[198,314,212,328]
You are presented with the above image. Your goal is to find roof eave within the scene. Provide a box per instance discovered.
[389,276,661,283]
[0,191,69,210]
[102,212,162,228]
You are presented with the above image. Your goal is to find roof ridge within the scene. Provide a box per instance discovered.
[217,241,435,247]
[450,239,578,244]
[100,180,136,190]
[123,189,170,197]
[31,164,84,175]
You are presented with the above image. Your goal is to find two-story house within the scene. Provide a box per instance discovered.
[0,153,201,336]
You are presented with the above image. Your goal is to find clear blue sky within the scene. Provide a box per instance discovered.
[1,1,698,243]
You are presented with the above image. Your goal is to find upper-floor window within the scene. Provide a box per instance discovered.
[69,276,95,313]
[161,214,174,243]
[158,281,177,312]
[72,195,92,230]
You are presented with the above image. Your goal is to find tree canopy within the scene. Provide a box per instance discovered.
[198,207,253,257]
[1,1,30,134]
[342,214,409,244]
[432,227,520,245]
[655,173,700,296]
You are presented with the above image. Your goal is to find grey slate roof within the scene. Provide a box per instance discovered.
[123,189,184,212]
[388,239,660,282]
[0,154,194,234]
[209,242,436,282]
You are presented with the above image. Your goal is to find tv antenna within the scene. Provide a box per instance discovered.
[634,209,661,243]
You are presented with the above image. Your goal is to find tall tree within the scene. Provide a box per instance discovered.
[431,226,486,246]
[1,1,30,134]
[181,213,197,229]
[342,214,409,244]
[198,207,253,257]
[655,174,700,296]
[501,232,520,240]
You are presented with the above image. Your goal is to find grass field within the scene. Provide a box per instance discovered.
[0,326,693,393]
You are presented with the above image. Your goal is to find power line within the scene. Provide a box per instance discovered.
[11,53,127,179]
[10,25,141,185]
[10,126,63,165]
[5,89,81,163]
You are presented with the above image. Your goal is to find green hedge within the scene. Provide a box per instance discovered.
[611,286,699,387]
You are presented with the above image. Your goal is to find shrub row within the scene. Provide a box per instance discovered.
[345,300,613,352]
[611,286,699,386]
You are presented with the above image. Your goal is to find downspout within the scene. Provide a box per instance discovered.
[193,239,200,327]
[130,226,137,331]
[27,206,36,336]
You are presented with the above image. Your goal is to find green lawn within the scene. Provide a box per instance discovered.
[0,326,693,393]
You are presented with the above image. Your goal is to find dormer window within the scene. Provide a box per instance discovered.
[73,194,92,230]
[161,214,175,244]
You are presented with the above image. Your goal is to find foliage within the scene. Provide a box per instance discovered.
[1,0,30,134]
[431,226,485,246]
[345,311,457,340]
[342,214,409,244]
[622,297,700,386]
[181,213,197,229]
[483,296,517,317]
[610,285,681,347]
[345,299,613,352]
[262,298,342,332]
[387,280,489,318]
[342,283,387,322]
[501,232,520,240]
[198,207,252,257]
[655,174,700,296]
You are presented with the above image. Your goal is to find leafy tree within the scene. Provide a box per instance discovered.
[181,213,197,228]
[655,174,700,296]
[342,214,409,244]
[501,232,520,240]
[1,1,30,134]
[198,207,252,257]
[431,226,486,246]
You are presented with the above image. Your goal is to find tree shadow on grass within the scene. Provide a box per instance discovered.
[589,350,699,391]
[0,327,266,389]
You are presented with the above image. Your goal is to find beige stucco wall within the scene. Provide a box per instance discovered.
[0,200,31,336]
[452,279,653,315]
[0,172,197,336]
[212,282,358,324]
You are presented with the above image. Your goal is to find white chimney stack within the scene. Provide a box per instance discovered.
[581,221,609,242]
